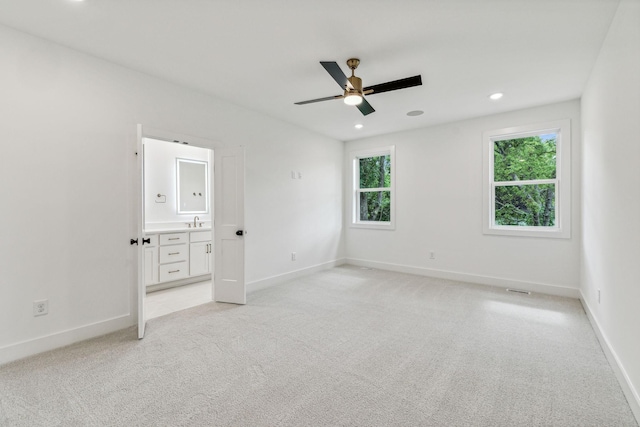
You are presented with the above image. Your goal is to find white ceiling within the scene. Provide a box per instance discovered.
[0,0,620,141]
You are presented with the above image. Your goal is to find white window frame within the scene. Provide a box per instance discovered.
[482,119,571,238]
[351,146,395,230]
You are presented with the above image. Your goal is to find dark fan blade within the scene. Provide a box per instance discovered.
[294,94,343,105]
[363,75,422,95]
[356,98,375,116]
[320,61,353,90]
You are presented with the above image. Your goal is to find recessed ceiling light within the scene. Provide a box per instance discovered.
[489,93,504,100]
[354,124,363,129]
[406,110,424,117]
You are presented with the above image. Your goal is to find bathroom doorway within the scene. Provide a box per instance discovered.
[142,137,213,319]
[135,126,246,338]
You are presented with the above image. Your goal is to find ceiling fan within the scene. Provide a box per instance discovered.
[295,58,422,116]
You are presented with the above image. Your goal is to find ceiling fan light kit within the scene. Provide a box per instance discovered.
[344,93,363,105]
[295,58,422,116]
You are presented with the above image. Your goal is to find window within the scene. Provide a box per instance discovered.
[351,146,395,229]
[483,120,571,238]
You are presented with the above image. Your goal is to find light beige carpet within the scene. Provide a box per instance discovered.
[0,266,637,426]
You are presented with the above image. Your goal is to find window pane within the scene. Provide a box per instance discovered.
[494,134,557,181]
[359,191,391,222]
[495,184,555,226]
[359,155,391,189]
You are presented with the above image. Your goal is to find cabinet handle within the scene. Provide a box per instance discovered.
[168,270,180,274]
[168,238,180,240]
[168,252,179,255]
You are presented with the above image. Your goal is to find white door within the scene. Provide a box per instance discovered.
[144,246,158,285]
[214,147,246,304]
[136,125,146,339]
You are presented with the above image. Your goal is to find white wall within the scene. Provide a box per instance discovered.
[143,138,212,228]
[581,0,640,417]
[344,100,581,296]
[0,24,344,364]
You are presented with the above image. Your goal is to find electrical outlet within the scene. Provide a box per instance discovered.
[291,252,297,261]
[33,299,48,317]
[429,251,436,260]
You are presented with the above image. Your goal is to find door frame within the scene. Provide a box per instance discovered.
[135,124,246,338]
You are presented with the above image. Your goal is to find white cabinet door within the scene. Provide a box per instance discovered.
[190,241,211,276]
[144,246,158,285]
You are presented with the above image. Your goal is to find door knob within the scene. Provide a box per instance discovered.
[235,230,244,236]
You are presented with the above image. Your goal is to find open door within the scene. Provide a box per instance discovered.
[214,147,246,304]
[136,125,146,338]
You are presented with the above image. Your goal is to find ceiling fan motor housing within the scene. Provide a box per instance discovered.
[347,75,363,95]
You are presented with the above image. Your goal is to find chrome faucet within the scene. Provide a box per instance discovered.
[193,216,199,228]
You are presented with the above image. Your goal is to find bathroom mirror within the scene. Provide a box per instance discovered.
[177,158,208,214]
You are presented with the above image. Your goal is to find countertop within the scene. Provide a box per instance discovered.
[144,227,211,234]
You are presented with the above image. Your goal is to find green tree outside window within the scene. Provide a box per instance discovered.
[493,135,557,227]
[358,155,391,222]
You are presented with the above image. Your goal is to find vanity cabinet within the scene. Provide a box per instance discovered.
[145,230,212,286]
[189,231,212,277]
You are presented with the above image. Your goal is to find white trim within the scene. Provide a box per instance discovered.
[136,125,146,339]
[494,179,557,186]
[142,127,225,149]
[145,274,211,293]
[350,145,395,230]
[483,119,571,238]
[247,258,347,294]
[345,258,579,298]
[0,314,133,366]
[580,292,640,424]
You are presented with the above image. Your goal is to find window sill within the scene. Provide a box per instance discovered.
[351,221,395,231]
[484,225,569,239]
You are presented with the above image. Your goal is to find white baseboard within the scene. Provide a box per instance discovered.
[580,292,640,424]
[146,274,212,293]
[247,258,347,294]
[345,258,580,298]
[0,314,134,366]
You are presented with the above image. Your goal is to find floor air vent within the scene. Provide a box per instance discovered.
[506,288,531,295]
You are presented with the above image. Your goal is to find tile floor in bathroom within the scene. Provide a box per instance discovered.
[146,280,212,319]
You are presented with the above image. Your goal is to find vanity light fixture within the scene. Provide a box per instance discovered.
[489,92,504,100]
